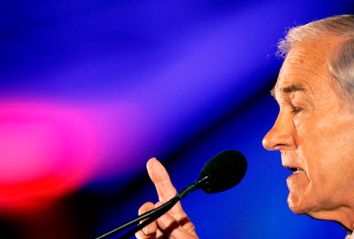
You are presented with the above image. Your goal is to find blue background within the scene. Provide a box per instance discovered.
[0,1,353,238]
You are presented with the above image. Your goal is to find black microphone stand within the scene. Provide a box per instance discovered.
[95,175,209,239]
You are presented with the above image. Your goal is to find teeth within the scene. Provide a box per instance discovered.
[286,167,303,172]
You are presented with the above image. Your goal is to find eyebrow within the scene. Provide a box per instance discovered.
[270,83,306,97]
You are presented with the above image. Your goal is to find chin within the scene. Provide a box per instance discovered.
[287,194,311,215]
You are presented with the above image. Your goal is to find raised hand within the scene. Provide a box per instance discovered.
[135,158,199,239]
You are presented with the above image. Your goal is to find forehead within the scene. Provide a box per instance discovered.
[273,38,337,98]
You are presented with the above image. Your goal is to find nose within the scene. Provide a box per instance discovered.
[262,112,296,151]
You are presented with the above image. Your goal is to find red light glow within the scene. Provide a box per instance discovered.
[0,102,99,213]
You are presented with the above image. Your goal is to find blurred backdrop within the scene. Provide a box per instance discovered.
[0,1,353,238]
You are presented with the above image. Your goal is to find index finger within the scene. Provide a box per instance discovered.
[146,158,186,216]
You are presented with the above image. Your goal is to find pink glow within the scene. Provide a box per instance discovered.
[0,102,99,213]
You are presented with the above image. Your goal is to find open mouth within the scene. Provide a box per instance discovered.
[285,166,304,175]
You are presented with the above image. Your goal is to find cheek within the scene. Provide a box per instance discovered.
[295,113,354,190]
[297,144,327,184]
[321,126,354,186]
[292,111,312,135]
[293,115,321,155]
[295,121,330,184]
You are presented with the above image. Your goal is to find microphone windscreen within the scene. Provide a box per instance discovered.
[198,150,247,193]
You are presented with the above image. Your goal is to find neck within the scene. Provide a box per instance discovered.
[308,205,354,231]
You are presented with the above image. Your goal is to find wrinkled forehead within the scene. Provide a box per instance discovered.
[272,38,341,98]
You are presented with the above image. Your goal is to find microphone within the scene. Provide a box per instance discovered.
[198,150,247,193]
[95,150,247,239]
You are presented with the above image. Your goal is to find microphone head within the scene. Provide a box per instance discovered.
[198,150,247,194]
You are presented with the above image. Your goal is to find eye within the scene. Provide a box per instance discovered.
[291,105,303,113]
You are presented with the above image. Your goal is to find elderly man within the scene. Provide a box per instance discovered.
[136,14,354,239]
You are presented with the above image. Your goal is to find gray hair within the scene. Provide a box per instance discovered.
[277,14,354,108]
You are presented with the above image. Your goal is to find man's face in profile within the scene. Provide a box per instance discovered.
[262,37,354,219]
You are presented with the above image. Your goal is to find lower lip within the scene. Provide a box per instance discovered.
[287,170,304,180]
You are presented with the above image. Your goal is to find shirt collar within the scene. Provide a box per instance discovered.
[345,231,354,239]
